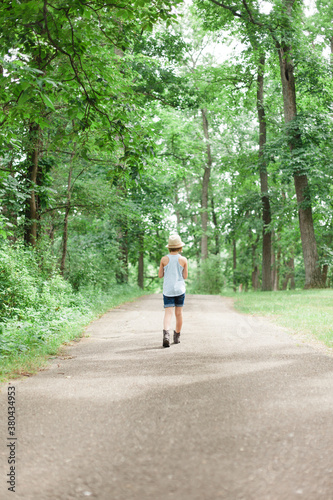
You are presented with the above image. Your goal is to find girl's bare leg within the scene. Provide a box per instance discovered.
[163,307,174,331]
[175,307,183,333]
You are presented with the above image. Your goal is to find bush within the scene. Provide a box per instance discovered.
[0,242,145,366]
[0,244,39,318]
[189,255,226,294]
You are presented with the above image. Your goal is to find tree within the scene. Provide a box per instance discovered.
[256,53,272,290]
[194,0,326,288]
[0,0,182,245]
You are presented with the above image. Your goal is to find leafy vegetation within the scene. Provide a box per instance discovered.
[0,241,145,381]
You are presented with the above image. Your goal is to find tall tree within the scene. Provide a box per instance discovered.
[200,108,213,260]
[0,0,182,245]
[256,53,272,290]
[195,0,324,288]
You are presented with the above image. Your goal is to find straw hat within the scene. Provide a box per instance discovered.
[166,234,186,249]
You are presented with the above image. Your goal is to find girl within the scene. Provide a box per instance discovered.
[158,235,188,347]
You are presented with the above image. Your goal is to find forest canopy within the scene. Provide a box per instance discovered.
[1,0,333,303]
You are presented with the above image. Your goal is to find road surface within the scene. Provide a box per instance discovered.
[1,294,333,500]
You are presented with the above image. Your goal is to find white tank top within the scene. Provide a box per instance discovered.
[163,254,186,297]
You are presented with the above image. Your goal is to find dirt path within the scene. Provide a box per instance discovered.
[1,294,333,500]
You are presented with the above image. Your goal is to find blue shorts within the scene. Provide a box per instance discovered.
[163,294,185,308]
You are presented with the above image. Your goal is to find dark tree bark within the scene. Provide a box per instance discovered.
[257,54,272,291]
[200,108,212,260]
[322,264,329,287]
[24,123,40,246]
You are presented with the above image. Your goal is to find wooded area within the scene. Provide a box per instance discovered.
[1,0,332,308]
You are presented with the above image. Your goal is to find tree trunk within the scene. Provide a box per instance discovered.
[233,238,237,292]
[251,234,260,290]
[60,157,74,276]
[276,247,281,291]
[116,228,129,284]
[200,108,212,260]
[24,123,40,246]
[290,260,296,289]
[257,54,272,291]
[175,192,181,229]
[138,233,144,289]
[271,231,280,291]
[252,265,259,290]
[211,196,220,255]
[184,177,201,263]
[322,264,329,287]
[293,174,322,287]
[49,223,55,244]
[278,43,322,288]
[271,248,278,291]
[282,257,295,290]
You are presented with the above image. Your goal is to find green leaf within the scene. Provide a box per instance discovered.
[40,93,56,111]
[18,89,31,106]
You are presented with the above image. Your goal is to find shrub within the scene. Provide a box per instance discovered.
[0,242,145,367]
[189,255,226,294]
[0,244,39,319]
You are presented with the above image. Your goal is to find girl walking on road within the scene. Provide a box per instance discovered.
[158,235,188,348]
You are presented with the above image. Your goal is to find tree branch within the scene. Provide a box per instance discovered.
[241,0,264,27]
[208,0,244,19]
[208,0,280,44]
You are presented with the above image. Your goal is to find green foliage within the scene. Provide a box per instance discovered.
[189,255,226,294]
[0,241,145,378]
[0,244,40,318]
[64,219,120,290]
[0,214,13,239]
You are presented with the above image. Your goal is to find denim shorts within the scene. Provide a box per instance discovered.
[163,294,185,308]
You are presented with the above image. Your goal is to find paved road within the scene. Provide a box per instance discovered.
[1,294,333,500]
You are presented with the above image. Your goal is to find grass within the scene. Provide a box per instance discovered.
[0,285,147,383]
[230,289,333,349]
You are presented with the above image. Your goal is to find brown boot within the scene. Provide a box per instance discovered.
[163,330,170,348]
[173,330,180,344]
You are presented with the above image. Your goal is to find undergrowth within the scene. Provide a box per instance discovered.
[0,243,146,382]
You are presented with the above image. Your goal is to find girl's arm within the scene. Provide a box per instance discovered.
[182,258,188,279]
[158,258,165,278]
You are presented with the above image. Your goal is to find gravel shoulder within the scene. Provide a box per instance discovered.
[1,294,333,500]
